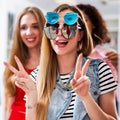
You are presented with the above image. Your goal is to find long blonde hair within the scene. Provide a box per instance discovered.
[4,7,45,97]
[37,4,93,120]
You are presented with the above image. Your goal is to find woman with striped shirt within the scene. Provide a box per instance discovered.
[29,60,117,120]
[4,4,118,120]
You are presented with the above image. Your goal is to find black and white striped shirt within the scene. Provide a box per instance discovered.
[30,61,117,119]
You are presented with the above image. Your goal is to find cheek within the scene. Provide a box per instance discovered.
[33,30,41,40]
[20,31,25,38]
[50,40,54,48]
[35,29,40,34]
[36,31,40,37]
[75,31,82,42]
[20,33,24,41]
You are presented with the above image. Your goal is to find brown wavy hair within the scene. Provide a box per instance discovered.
[77,4,111,46]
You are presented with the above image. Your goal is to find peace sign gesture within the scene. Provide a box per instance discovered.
[4,56,37,94]
[71,54,91,100]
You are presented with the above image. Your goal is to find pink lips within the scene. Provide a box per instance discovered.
[54,40,68,47]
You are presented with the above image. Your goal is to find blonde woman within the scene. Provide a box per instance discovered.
[4,7,45,120]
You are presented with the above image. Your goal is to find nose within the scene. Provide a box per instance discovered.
[26,28,32,35]
[57,24,63,36]
[57,28,62,36]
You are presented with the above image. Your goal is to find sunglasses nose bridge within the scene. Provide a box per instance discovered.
[56,24,63,36]
[57,28,63,36]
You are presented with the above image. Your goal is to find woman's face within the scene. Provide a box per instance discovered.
[20,13,41,49]
[50,10,82,56]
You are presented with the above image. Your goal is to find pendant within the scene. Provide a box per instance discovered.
[66,83,72,89]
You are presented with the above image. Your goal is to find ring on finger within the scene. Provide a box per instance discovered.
[14,76,18,81]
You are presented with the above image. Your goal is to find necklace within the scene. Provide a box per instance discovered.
[57,71,74,90]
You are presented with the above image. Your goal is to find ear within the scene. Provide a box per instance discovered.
[77,31,84,42]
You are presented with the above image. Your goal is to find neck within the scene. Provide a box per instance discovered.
[57,53,77,74]
[25,47,40,69]
[29,46,40,55]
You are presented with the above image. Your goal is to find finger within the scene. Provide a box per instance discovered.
[75,54,82,72]
[107,54,118,59]
[82,59,91,76]
[74,53,82,79]
[71,78,77,87]
[105,51,117,57]
[72,76,88,88]
[73,80,86,92]
[14,56,26,73]
[15,81,25,90]
[4,62,18,75]
[73,79,90,96]
[14,56,28,78]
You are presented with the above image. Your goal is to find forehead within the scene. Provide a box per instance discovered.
[58,9,73,23]
[59,9,73,18]
[20,13,37,23]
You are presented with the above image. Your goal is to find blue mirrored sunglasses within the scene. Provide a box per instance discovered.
[46,12,78,25]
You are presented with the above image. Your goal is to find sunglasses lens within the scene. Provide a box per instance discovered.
[68,26,76,38]
[44,24,77,40]
[62,26,69,39]
[46,12,59,24]
[62,25,77,39]
[50,26,58,39]
[44,25,58,39]
[64,12,78,25]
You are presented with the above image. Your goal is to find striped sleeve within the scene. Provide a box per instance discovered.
[29,66,39,83]
[98,61,118,94]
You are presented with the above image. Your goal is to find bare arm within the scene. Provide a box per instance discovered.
[4,56,37,120]
[82,91,118,120]
[25,91,37,120]
[5,96,15,120]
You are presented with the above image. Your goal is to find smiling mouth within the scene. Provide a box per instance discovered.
[27,38,36,42]
[55,40,68,46]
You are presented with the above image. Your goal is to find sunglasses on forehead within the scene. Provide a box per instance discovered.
[44,12,84,40]
[46,12,79,25]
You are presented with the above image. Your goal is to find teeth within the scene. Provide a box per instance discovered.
[27,38,35,41]
[56,40,67,43]
[59,41,65,42]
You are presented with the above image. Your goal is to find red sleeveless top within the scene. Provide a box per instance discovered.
[8,68,34,120]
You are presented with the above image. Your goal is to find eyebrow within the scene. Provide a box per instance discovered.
[32,23,38,25]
